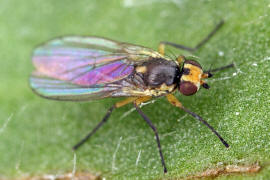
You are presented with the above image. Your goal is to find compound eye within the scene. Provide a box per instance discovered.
[179,81,198,96]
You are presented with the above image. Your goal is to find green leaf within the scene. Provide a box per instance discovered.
[0,0,269,179]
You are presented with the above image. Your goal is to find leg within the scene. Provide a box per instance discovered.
[201,63,235,79]
[73,97,137,150]
[134,96,152,106]
[207,63,235,73]
[159,20,224,53]
[158,43,165,56]
[166,94,229,148]
[134,100,167,173]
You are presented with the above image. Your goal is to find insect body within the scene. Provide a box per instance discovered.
[30,20,233,173]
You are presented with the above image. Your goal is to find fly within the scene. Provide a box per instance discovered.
[30,20,233,173]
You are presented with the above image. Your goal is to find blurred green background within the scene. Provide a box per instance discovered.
[0,0,270,179]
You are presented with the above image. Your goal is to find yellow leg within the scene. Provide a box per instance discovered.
[115,96,152,108]
[134,96,152,106]
[166,94,183,108]
[158,43,165,56]
[115,97,137,108]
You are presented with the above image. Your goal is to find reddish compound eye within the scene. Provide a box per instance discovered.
[179,81,198,96]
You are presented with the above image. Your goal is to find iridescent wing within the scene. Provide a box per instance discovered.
[30,36,165,101]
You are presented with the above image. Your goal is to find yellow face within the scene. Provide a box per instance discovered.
[181,63,203,89]
[179,60,209,96]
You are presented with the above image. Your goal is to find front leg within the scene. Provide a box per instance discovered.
[166,94,229,148]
